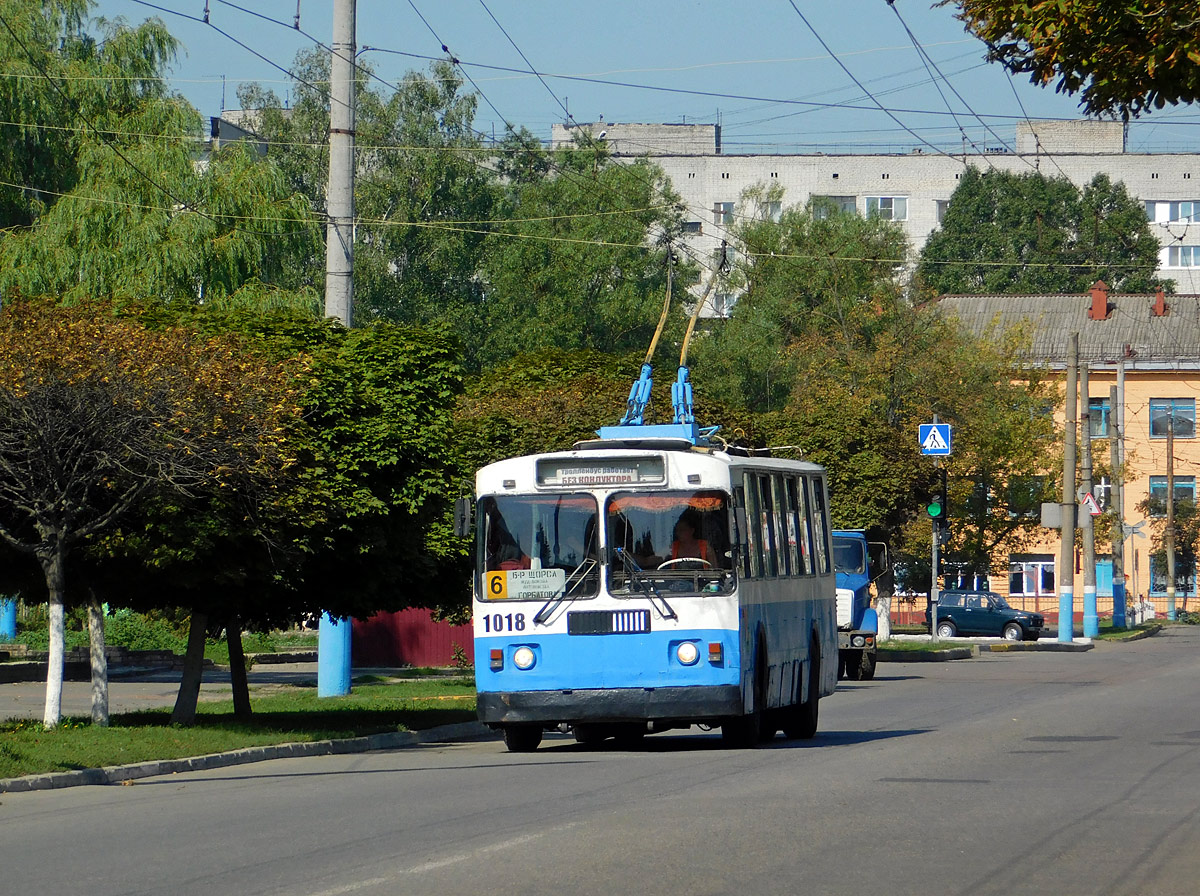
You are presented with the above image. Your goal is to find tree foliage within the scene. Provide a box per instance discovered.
[916,167,1165,296]
[0,296,301,725]
[947,0,1200,118]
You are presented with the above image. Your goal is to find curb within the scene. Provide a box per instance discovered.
[985,640,1094,652]
[0,721,497,794]
[878,646,978,663]
[1099,623,1162,643]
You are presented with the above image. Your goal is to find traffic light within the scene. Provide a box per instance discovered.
[928,469,950,545]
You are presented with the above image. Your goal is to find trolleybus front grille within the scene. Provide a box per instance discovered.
[567,609,651,635]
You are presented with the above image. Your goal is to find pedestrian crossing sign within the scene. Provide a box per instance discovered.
[919,423,952,455]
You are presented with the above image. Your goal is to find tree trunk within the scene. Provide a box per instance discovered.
[171,609,208,726]
[38,546,67,728]
[226,616,252,719]
[875,562,895,642]
[87,592,109,726]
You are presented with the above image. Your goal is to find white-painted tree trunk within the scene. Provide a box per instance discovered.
[876,595,892,641]
[88,596,109,726]
[43,597,64,728]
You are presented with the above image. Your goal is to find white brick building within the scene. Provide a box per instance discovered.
[553,120,1200,312]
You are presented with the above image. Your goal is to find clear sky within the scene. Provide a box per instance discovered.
[95,0,1199,154]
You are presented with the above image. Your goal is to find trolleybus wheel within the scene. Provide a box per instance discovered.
[723,639,766,748]
[502,724,543,752]
[783,638,820,740]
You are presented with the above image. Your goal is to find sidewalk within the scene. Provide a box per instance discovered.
[0,660,496,793]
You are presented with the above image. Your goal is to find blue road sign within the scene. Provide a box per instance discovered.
[919,423,952,455]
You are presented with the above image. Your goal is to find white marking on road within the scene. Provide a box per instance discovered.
[300,823,579,895]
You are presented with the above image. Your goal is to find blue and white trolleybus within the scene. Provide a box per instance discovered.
[469,432,838,751]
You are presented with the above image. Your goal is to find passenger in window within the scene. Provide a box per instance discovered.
[671,511,713,565]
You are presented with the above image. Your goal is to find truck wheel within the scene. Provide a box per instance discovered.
[843,651,864,681]
[573,724,607,745]
[860,651,877,681]
[502,724,542,752]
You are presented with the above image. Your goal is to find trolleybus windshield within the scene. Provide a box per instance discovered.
[606,489,734,595]
[479,494,600,601]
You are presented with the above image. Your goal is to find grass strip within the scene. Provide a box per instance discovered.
[0,679,477,780]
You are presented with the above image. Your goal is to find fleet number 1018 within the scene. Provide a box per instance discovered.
[481,613,526,633]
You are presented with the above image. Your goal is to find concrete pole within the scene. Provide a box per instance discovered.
[320,0,356,697]
[1080,364,1098,637]
[1166,418,1177,621]
[1059,334,1078,642]
[1110,385,1127,628]
[324,0,356,327]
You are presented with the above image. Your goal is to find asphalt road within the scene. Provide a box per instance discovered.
[3,628,1199,896]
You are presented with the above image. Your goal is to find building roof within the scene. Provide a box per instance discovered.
[936,290,1200,369]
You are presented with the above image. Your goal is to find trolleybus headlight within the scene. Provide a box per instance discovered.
[676,641,700,666]
[513,646,536,670]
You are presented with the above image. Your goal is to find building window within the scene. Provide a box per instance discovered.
[1170,200,1200,221]
[711,292,737,318]
[1088,396,1111,438]
[812,195,856,219]
[1149,398,1196,438]
[757,200,782,222]
[935,199,951,224]
[866,196,907,221]
[1148,475,1196,517]
[713,201,734,226]
[1167,246,1200,267]
[1150,553,1196,596]
[1009,555,1055,597]
[683,221,703,234]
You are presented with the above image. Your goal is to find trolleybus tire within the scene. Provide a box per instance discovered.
[783,638,820,739]
[502,724,543,752]
[722,639,766,748]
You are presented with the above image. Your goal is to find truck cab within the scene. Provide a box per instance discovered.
[832,530,879,681]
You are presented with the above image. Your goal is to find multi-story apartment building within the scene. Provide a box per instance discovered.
[553,119,1200,313]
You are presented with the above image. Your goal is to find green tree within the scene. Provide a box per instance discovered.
[475,137,691,369]
[0,0,178,227]
[0,297,301,727]
[946,1,1200,118]
[238,54,496,332]
[693,189,910,413]
[916,167,1164,296]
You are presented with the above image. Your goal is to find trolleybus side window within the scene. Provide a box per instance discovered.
[770,473,791,576]
[742,474,763,578]
[783,475,802,575]
[809,477,831,575]
[757,474,779,577]
[479,494,600,598]
[794,475,815,576]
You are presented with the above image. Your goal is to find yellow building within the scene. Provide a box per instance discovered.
[940,283,1200,622]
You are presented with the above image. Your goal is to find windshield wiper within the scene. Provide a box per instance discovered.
[533,558,598,625]
[614,548,677,620]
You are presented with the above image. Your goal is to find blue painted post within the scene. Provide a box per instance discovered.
[1112,578,1126,629]
[1083,584,1099,638]
[317,612,352,697]
[0,598,16,640]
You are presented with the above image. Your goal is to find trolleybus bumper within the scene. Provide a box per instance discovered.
[477,685,742,725]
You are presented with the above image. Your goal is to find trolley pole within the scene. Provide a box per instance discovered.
[1109,385,1127,628]
[1059,334,1078,642]
[1081,363,1098,638]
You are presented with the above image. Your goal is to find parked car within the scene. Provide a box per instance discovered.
[926,590,1044,641]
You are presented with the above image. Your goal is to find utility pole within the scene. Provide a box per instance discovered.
[1166,415,1177,621]
[319,0,356,698]
[1110,384,1127,628]
[324,0,356,326]
[1059,333,1078,642]
[1080,364,1098,637]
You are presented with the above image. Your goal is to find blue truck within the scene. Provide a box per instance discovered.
[832,530,879,681]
